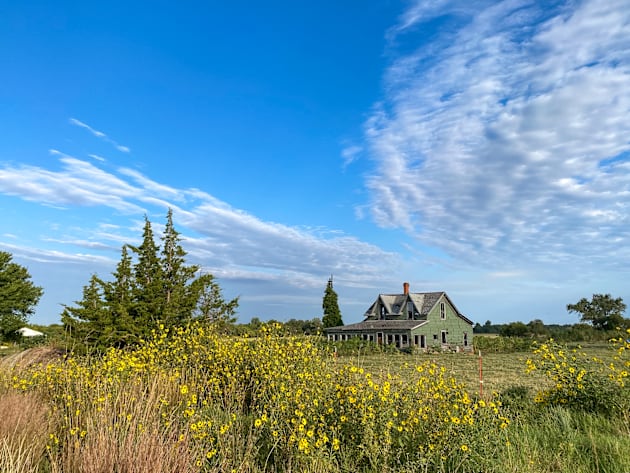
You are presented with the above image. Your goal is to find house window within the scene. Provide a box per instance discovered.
[394,334,400,347]
[463,332,469,347]
[407,301,413,319]
[440,302,446,319]
[369,334,374,342]
[387,334,393,345]
[433,334,438,340]
[420,334,426,348]
[401,334,408,346]
[441,330,447,345]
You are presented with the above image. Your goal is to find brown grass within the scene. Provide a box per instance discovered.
[49,375,199,473]
[0,391,52,473]
[0,346,66,372]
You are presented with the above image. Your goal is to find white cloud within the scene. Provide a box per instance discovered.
[363,0,630,270]
[69,117,131,153]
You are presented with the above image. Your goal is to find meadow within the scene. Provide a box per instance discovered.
[0,325,628,473]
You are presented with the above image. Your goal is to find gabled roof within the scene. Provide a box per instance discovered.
[366,291,445,317]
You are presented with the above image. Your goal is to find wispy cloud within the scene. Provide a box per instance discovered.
[363,0,630,271]
[0,154,401,292]
[69,118,131,153]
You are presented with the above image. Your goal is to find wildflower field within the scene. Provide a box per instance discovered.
[1,325,629,473]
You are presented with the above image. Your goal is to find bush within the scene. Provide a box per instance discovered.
[526,333,630,417]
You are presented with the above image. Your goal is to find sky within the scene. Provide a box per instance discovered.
[1,0,629,327]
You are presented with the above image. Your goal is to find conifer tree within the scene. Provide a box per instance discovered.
[160,208,199,325]
[130,216,164,338]
[61,275,110,351]
[322,276,343,328]
[62,209,240,351]
[102,245,135,346]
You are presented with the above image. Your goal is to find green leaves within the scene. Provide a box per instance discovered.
[0,252,43,340]
[567,294,628,331]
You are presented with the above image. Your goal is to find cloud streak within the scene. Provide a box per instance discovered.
[0,154,401,294]
[363,0,630,271]
[69,118,131,153]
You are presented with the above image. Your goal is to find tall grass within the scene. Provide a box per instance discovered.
[0,325,628,472]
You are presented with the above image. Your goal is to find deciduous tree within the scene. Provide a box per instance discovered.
[0,252,43,340]
[567,294,627,331]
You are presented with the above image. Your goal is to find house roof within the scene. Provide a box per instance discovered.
[366,291,445,318]
[326,320,428,332]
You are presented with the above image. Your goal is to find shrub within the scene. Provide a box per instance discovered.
[526,332,630,417]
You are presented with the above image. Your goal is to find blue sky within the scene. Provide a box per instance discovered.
[1,0,629,327]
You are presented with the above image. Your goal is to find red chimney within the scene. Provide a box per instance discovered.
[403,282,409,295]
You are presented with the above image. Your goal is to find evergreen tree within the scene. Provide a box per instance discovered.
[160,209,199,325]
[0,252,43,341]
[130,215,164,338]
[322,276,343,328]
[102,245,135,346]
[62,209,240,351]
[193,273,239,324]
[61,275,110,351]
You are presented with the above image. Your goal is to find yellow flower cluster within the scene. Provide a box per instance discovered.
[526,333,630,414]
[7,322,510,471]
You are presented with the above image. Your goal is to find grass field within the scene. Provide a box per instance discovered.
[339,344,618,396]
[0,329,628,473]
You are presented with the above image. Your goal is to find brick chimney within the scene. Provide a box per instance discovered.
[403,282,409,295]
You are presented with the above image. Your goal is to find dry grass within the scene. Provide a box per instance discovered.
[50,376,199,473]
[0,391,52,473]
[0,346,66,372]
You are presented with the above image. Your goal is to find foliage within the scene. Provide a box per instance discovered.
[0,252,43,342]
[5,323,512,472]
[62,210,238,352]
[473,335,534,353]
[567,293,628,331]
[322,276,342,328]
[526,331,630,417]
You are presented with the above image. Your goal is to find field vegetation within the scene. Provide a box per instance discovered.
[0,325,628,473]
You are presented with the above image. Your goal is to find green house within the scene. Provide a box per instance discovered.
[325,282,473,352]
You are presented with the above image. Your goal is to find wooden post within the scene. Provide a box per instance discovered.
[478,350,483,398]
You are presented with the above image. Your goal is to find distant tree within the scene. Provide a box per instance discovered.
[527,319,548,337]
[0,252,43,341]
[322,276,343,328]
[567,294,627,331]
[500,321,528,337]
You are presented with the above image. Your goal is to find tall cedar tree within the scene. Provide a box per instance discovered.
[161,208,200,326]
[322,276,343,328]
[0,252,43,341]
[61,275,111,350]
[62,210,239,351]
[102,245,135,346]
[130,216,164,339]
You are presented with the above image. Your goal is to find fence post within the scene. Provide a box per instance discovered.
[478,350,483,398]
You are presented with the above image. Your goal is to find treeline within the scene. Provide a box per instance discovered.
[474,320,628,342]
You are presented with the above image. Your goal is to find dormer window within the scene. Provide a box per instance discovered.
[440,302,446,319]
[380,305,385,319]
[407,301,413,319]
